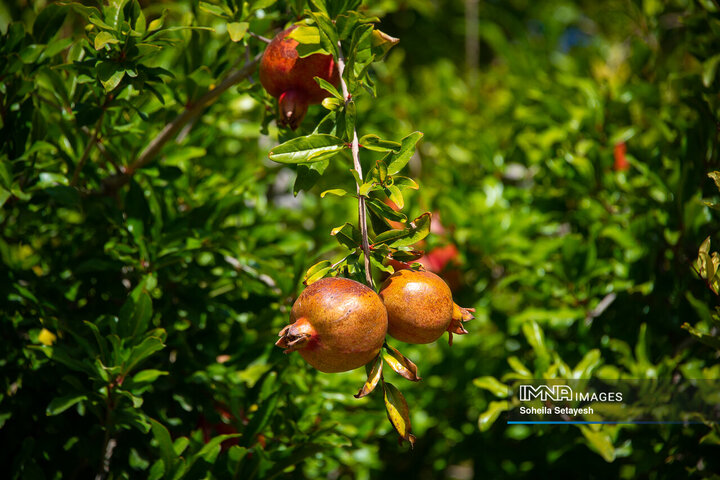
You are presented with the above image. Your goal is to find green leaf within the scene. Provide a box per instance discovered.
[269,134,346,164]
[392,176,419,190]
[343,100,356,141]
[56,2,102,21]
[579,426,616,462]
[473,377,509,398]
[383,382,415,447]
[294,159,329,195]
[46,394,87,416]
[33,4,67,43]
[386,132,423,175]
[303,260,333,285]
[355,355,382,398]
[682,323,720,350]
[227,22,248,42]
[124,336,165,375]
[572,349,601,378]
[358,182,375,196]
[188,434,242,467]
[287,25,321,44]
[478,401,509,432]
[244,392,279,443]
[382,343,420,381]
[703,54,720,87]
[119,291,153,338]
[331,223,360,250]
[314,77,343,100]
[507,356,532,377]
[374,212,431,248]
[320,189,347,198]
[199,1,232,18]
[307,11,338,57]
[371,29,400,59]
[150,419,177,475]
[147,10,167,31]
[359,134,401,152]
[97,61,125,91]
[132,369,168,384]
[385,185,404,209]
[366,198,407,223]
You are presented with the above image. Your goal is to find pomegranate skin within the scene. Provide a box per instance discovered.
[259,26,340,129]
[276,277,387,373]
[379,270,474,345]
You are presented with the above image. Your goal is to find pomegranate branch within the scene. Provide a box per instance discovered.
[98,52,263,193]
[335,41,374,289]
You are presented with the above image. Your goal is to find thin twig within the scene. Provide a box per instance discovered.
[98,53,262,193]
[336,42,374,289]
[248,31,272,44]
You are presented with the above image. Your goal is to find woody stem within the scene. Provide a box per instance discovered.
[336,41,374,289]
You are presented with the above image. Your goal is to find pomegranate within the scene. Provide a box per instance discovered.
[275,277,388,373]
[379,269,474,345]
[259,26,340,130]
[614,142,629,172]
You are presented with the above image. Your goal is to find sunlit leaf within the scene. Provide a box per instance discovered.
[473,376,509,398]
[227,22,249,42]
[355,355,382,398]
[304,260,333,285]
[383,382,415,447]
[478,401,509,432]
[382,343,420,381]
[269,134,346,164]
[386,132,422,175]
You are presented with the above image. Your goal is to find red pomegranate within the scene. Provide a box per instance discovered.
[259,26,340,130]
[379,269,474,345]
[275,277,387,373]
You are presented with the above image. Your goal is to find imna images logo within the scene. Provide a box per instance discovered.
[518,384,623,403]
[519,384,573,402]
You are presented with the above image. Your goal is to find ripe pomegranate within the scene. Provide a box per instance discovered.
[259,26,340,130]
[614,142,629,172]
[275,277,388,373]
[379,269,474,345]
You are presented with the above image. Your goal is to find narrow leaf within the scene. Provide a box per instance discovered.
[94,31,119,50]
[383,382,416,447]
[478,401,509,432]
[383,343,420,381]
[269,134,345,164]
[304,260,333,285]
[331,223,361,249]
[359,134,401,152]
[386,132,423,175]
[46,394,87,415]
[314,77,343,100]
[355,355,382,398]
[473,376,509,398]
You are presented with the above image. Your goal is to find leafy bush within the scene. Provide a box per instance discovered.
[1,0,720,478]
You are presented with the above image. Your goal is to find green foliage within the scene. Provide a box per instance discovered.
[2,0,720,478]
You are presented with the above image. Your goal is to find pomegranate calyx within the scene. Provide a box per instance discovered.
[452,303,475,323]
[277,90,309,130]
[275,317,315,354]
[447,304,474,346]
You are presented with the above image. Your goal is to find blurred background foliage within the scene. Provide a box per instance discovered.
[2,0,720,478]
